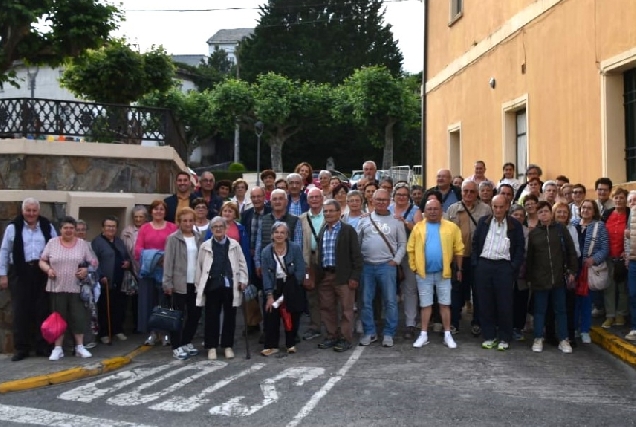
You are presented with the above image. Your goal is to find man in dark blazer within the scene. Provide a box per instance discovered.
[314,198,363,352]
[164,171,196,223]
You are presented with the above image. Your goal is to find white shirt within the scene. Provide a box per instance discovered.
[185,236,197,283]
[480,219,511,261]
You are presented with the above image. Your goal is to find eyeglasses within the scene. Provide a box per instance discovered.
[374,198,390,202]
[211,225,225,229]
[395,193,409,197]
[462,190,476,194]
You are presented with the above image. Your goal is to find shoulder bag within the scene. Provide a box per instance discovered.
[587,222,609,291]
[148,295,183,332]
[369,216,404,283]
[273,249,304,312]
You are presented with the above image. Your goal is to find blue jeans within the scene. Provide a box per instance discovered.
[628,261,636,329]
[534,287,568,341]
[574,293,592,334]
[361,263,398,337]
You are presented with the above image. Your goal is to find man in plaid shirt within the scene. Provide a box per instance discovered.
[314,199,363,352]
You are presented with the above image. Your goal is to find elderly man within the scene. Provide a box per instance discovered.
[317,170,332,198]
[446,180,492,336]
[408,199,464,349]
[357,189,407,347]
[315,199,363,352]
[427,169,461,212]
[472,195,525,351]
[299,188,325,341]
[0,198,57,361]
[193,171,223,220]
[241,187,271,337]
[353,160,379,190]
[286,173,309,216]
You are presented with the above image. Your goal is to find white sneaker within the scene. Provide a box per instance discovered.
[208,348,216,360]
[225,348,235,359]
[413,332,429,348]
[532,338,544,353]
[625,330,636,341]
[144,333,157,346]
[100,336,111,344]
[75,345,92,358]
[116,333,127,341]
[581,332,592,344]
[173,347,189,360]
[444,335,457,349]
[49,346,64,361]
[558,340,573,354]
[184,343,199,356]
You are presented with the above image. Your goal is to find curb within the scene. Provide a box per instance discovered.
[0,345,152,393]
[590,326,636,367]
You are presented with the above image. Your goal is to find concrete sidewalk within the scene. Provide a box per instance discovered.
[0,335,152,393]
[590,317,636,368]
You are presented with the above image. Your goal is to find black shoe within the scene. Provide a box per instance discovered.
[318,338,339,349]
[11,352,28,362]
[35,349,51,357]
[258,333,265,344]
[333,339,352,352]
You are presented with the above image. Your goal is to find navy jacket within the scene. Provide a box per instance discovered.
[164,193,197,223]
[471,215,525,273]
[241,205,272,248]
[287,193,309,214]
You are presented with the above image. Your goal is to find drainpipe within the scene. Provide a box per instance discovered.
[421,0,428,188]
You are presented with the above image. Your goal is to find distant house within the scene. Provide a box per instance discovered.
[206,28,254,64]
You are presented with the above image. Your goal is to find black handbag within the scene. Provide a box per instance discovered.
[148,298,183,332]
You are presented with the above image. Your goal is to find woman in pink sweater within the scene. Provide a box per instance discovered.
[134,200,177,345]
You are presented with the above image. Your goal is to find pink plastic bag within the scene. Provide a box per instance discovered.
[41,312,67,344]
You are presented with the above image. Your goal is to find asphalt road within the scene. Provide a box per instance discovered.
[1,323,636,427]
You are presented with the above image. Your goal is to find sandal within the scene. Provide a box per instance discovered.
[260,348,279,357]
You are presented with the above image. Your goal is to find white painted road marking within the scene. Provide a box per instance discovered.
[108,361,227,406]
[150,362,267,412]
[58,362,177,403]
[0,403,156,427]
[209,367,326,417]
[286,345,365,427]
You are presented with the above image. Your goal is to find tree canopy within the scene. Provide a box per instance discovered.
[239,0,403,84]
[60,41,175,104]
[0,0,122,87]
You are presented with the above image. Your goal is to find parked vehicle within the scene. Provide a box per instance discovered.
[349,170,364,188]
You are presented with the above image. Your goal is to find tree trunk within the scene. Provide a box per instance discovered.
[269,135,284,173]
[382,119,396,170]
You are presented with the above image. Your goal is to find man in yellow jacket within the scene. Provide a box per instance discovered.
[407,199,464,349]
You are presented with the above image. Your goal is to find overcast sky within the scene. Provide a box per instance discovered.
[114,0,424,73]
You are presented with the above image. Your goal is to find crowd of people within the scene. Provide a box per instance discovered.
[1,159,635,363]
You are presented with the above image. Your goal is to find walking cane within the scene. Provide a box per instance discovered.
[105,279,112,345]
[241,292,251,359]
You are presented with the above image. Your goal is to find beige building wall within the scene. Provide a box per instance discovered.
[425,0,636,190]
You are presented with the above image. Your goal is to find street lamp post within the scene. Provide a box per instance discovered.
[254,121,264,186]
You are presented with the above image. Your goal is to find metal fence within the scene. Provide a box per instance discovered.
[0,98,188,162]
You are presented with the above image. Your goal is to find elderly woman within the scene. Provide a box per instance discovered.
[572,199,610,344]
[163,207,204,360]
[195,216,248,360]
[332,183,349,216]
[318,170,332,198]
[208,202,252,274]
[542,180,559,205]
[523,194,540,230]
[527,202,578,354]
[191,197,211,234]
[134,200,178,346]
[261,222,306,356]
[601,188,629,329]
[390,182,422,339]
[230,178,252,214]
[91,216,131,344]
[120,205,148,333]
[39,216,97,360]
[478,180,495,205]
[343,190,364,229]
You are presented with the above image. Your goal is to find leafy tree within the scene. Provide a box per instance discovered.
[334,66,419,169]
[239,0,403,84]
[174,48,238,92]
[60,41,175,104]
[0,0,122,87]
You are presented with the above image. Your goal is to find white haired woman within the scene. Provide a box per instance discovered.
[195,216,248,360]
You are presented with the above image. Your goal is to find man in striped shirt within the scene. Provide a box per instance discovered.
[472,195,525,351]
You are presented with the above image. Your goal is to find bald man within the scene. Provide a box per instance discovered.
[472,195,525,351]
[427,169,461,212]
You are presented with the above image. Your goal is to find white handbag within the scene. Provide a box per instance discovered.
[587,222,609,291]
